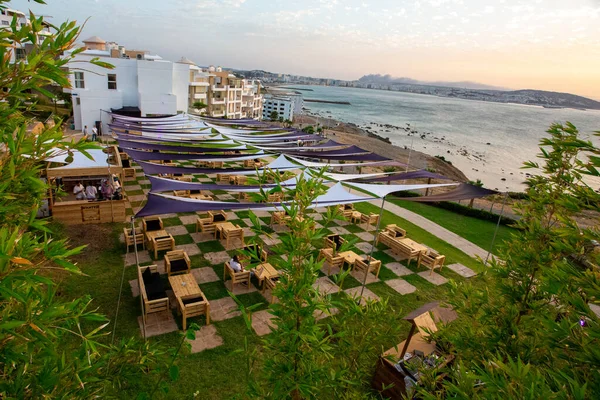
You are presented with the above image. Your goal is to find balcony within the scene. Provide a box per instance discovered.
[212,98,225,105]
[211,85,227,91]
[190,81,210,87]
[211,110,225,117]
[194,93,207,100]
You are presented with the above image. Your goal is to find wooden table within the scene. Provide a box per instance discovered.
[145,229,169,246]
[338,251,363,267]
[350,211,362,224]
[168,274,210,325]
[216,221,237,240]
[399,238,428,253]
[254,262,279,288]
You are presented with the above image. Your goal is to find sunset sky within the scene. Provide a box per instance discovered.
[14,0,600,98]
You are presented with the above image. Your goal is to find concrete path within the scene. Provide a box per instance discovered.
[377,201,490,260]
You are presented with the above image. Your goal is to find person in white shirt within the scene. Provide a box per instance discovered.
[91,126,98,141]
[73,181,85,200]
[85,182,97,200]
[229,255,243,272]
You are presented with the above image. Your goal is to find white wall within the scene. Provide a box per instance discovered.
[262,96,294,121]
[173,63,190,112]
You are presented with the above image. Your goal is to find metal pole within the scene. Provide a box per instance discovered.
[484,192,508,266]
[359,196,386,298]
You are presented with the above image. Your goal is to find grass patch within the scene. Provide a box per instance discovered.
[389,199,517,255]
[344,224,366,233]
[355,202,484,273]
[197,240,226,253]
[174,234,194,245]
[199,281,230,300]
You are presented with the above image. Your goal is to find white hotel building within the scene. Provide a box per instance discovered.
[64,37,263,134]
[262,93,303,121]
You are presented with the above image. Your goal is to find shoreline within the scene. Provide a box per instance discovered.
[292,113,470,183]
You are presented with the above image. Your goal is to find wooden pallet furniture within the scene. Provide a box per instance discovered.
[218,223,244,249]
[209,210,228,223]
[360,213,380,231]
[338,203,355,218]
[354,256,382,278]
[142,216,163,235]
[169,274,210,329]
[164,250,191,276]
[138,265,169,329]
[253,262,279,291]
[372,302,457,398]
[223,260,251,288]
[124,227,144,253]
[239,244,268,264]
[417,250,446,276]
[195,215,217,238]
[173,190,191,197]
[325,233,347,251]
[318,248,345,275]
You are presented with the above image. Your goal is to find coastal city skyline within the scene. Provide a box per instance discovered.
[12,0,600,99]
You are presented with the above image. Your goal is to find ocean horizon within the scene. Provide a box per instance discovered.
[299,85,600,192]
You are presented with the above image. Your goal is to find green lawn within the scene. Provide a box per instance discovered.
[386,199,518,256]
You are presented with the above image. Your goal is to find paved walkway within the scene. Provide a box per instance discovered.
[378,201,490,260]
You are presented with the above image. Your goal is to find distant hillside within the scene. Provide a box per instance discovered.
[357,75,600,110]
[358,74,506,90]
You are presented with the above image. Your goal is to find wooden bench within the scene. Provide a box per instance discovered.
[325,234,347,251]
[138,265,169,328]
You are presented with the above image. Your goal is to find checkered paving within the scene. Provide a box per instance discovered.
[123,157,478,343]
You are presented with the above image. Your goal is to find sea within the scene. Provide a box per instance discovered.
[296,85,600,192]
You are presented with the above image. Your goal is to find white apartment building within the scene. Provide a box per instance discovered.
[1,8,53,62]
[64,37,190,134]
[187,63,263,120]
[262,94,295,121]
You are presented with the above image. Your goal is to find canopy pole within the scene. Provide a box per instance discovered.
[359,196,386,299]
[484,192,508,266]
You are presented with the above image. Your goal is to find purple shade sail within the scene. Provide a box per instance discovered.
[398,183,499,202]
[147,175,282,193]
[122,148,264,161]
[136,160,257,175]
[117,138,247,153]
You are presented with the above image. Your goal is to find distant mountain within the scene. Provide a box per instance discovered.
[358,74,507,90]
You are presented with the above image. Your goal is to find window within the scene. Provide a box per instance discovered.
[74,71,84,89]
[2,20,9,26]
[107,73,117,90]
[15,48,26,60]
[76,97,80,105]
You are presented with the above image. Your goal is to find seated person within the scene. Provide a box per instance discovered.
[229,255,244,272]
[73,181,85,200]
[112,175,121,190]
[85,182,98,200]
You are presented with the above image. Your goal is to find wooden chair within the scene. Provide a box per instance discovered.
[270,211,287,226]
[124,167,136,178]
[223,261,251,288]
[385,224,407,239]
[263,277,280,303]
[239,244,268,264]
[151,234,175,259]
[177,295,210,330]
[234,175,247,185]
[360,213,380,231]
[418,251,446,275]
[318,248,345,275]
[267,193,282,202]
[138,265,169,328]
[338,204,355,218]
[223,227,244,249]
[175,175,192,182]
[354,257,382,278]
[325,234,347,251]
[209,161,224,169]
[209,210,227,223]
[164,250,191,276]
[142,216,163,234]
[243,159,257,168]
[124,227,144,253]
[173,190,190,197]
[196,216,216,238]
[239,192,252,201]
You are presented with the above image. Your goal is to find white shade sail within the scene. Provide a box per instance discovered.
[343,181,459,198]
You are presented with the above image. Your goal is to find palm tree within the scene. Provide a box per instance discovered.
[269,111,279,121]
[192,101,207,115]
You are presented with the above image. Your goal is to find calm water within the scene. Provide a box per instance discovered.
[300,85,600,191]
